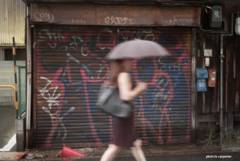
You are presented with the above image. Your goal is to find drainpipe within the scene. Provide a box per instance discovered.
[25,0,31,149]
[220,13,234,145]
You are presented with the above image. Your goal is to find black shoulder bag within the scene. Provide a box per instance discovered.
[96,84,132,119]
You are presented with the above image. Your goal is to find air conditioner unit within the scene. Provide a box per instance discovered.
[235,17,240,35]
[210,5,222,28]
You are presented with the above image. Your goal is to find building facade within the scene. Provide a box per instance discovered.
[23,0,240,148]
[0,0,26,106]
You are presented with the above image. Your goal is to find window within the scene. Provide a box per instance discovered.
[4,49,26,60]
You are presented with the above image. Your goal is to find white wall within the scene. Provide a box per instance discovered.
[0,61,25,106]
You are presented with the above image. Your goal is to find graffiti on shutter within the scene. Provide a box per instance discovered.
[34,26,191,147]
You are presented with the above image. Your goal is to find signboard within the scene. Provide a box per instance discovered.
[30,3,201,26]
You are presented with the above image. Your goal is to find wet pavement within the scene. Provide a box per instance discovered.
[0,108,239,160]
[18,151,240,161]
[0,106,16,151]
[66,152,240,161]
[17,144,240,161]
[78,152,240,161]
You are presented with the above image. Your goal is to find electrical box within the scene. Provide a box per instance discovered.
[204,49,212,57]
[196,68,208,92]
[196,68,208,79]
[197,79,207,92]
[205,57,210,67]
[208,69,216,87]
[210,5,222,28]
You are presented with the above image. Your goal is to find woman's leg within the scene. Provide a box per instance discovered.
[101,144,121,161]
[131,139,146,161]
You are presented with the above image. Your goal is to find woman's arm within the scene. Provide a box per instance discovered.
[118,72,147,101]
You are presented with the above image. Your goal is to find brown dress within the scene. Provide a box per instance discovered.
[111,78,138,148]
[112,112,138,147]
[111,74,138,147]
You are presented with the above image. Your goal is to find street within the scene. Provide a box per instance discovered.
[80,153,240,161]
[19,151,240,161]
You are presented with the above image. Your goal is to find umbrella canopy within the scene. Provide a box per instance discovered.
[106,39,170,60]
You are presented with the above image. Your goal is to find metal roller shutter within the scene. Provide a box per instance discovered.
[33,26,192,148]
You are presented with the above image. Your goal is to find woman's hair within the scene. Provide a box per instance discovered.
[109,59,126,86]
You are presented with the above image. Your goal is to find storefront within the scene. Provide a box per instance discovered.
[30,3,201,148]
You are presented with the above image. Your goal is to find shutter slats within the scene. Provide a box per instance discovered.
[34,26,191,148]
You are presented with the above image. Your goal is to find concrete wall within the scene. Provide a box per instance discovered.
[0,61,25,106]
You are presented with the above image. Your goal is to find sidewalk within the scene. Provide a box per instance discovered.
[19,152,240,161]
[17,143,240,160]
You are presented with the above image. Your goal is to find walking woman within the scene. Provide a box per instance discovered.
[101,59,147,161]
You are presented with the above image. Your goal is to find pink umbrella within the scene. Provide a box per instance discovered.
[106,39,170,59]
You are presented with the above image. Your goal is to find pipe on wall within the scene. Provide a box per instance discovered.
[220,12,234,145]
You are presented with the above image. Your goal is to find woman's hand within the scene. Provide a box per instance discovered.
[136,81,147,93]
